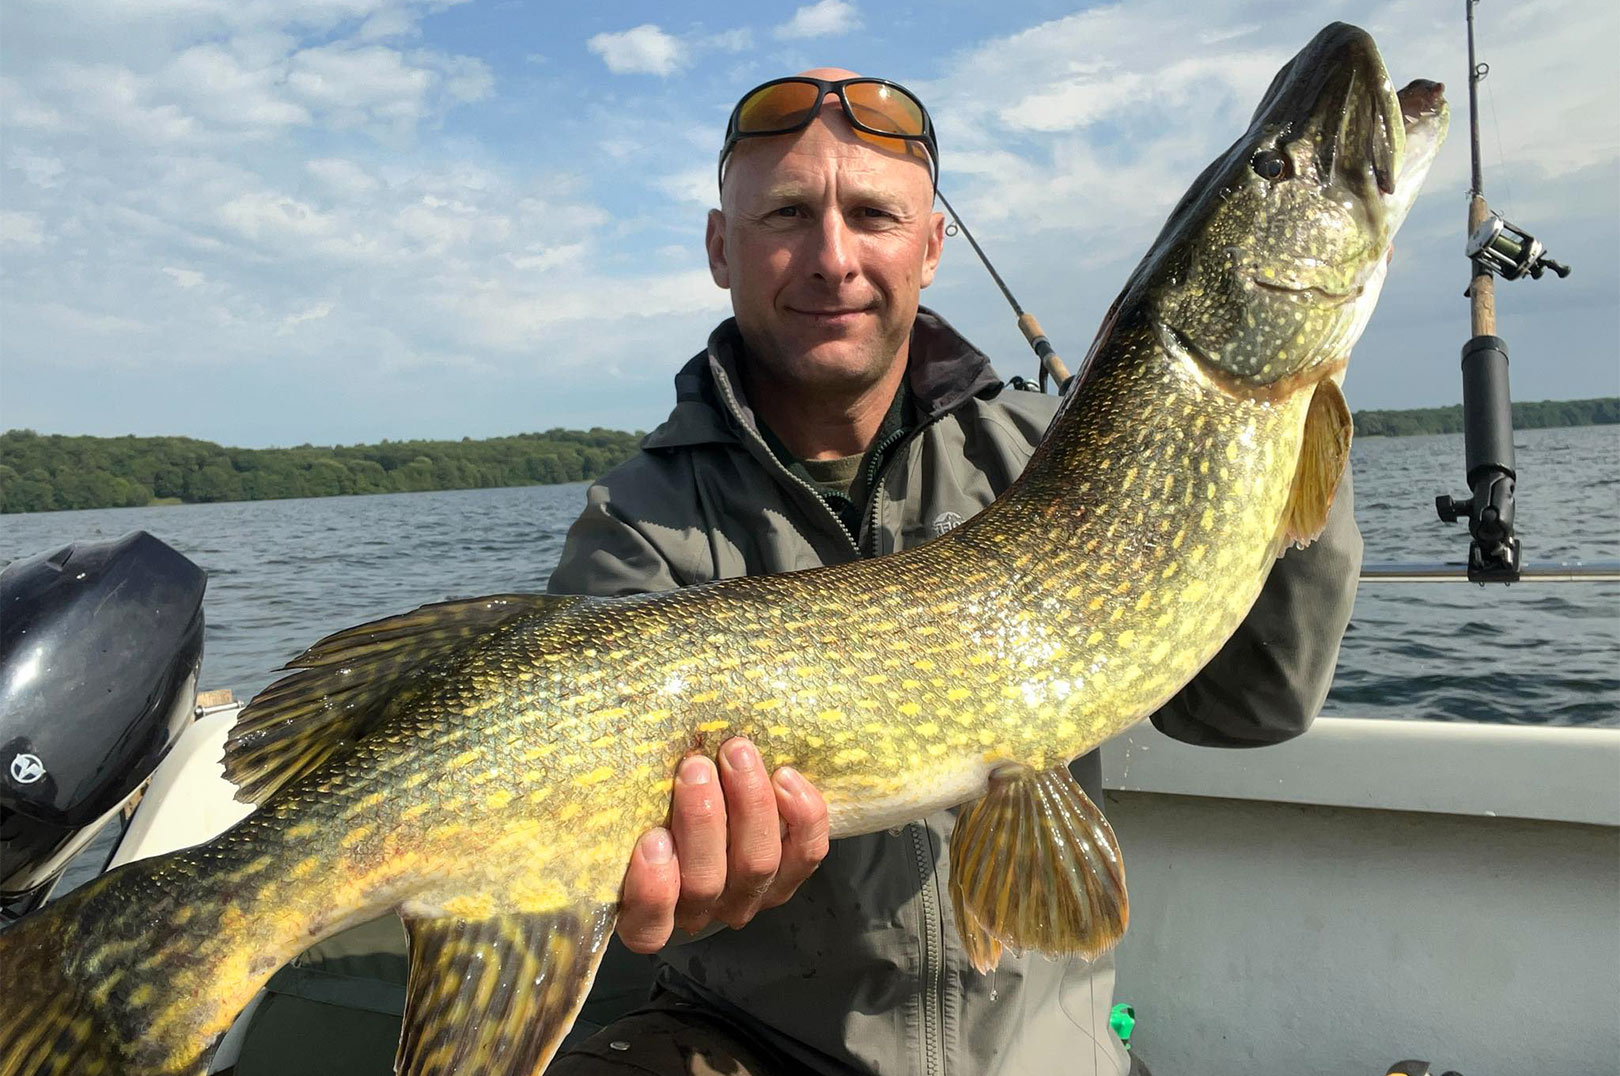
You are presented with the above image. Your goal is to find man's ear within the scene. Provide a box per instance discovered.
[706,209,730,289]
[919,209,945,289]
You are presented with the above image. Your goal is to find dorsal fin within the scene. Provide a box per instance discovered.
[223,594,577,803]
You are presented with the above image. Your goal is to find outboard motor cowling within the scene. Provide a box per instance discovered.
[0,531,206,903]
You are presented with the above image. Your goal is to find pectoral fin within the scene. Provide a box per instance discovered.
[948,763,1128,974]
[398,902,616,1076]
[1281,377,1353,550]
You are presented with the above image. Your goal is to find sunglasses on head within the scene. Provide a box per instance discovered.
[717,76,938,193]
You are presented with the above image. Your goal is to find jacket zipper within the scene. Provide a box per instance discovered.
[909,823,945,1076]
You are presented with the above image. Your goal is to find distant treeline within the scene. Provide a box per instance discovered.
[1352,397,1617,437]
[0,429,642,514]
[5,395,1617,513]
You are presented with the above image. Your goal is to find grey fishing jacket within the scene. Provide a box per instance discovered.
[548,309,1362,1076]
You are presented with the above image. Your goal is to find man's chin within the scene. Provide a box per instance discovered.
[781,339,896,386]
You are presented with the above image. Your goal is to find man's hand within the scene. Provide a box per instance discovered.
[617,738,830,954]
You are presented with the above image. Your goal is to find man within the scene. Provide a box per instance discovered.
[548,69,1361,1075]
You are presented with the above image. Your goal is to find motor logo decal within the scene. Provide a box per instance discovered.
[9,752,46,785]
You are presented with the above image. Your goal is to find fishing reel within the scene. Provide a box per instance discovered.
[1466,213,1570,281]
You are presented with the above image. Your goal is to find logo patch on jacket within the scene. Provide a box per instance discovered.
[931,511,965,537]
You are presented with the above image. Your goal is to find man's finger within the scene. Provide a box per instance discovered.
[670,755,727,933]
[761,766,830,910]
[617,828,679,954]
[712,738,781,928]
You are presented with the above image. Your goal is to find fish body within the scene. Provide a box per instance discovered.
[0,24,1446,1076]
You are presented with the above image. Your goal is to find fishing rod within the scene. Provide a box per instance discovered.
[936,190,1072,393]
[1434,0,1571,584]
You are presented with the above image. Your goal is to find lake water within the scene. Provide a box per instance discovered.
[3,425,1616,727]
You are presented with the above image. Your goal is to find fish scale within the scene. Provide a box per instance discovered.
[0,23,1447,1076]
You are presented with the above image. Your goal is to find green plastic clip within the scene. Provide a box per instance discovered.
[1110,1002,1136,1049]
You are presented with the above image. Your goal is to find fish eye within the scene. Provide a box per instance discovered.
[1250,150,1292,182]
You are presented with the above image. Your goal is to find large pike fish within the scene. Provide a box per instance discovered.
[0,24,1446,1076]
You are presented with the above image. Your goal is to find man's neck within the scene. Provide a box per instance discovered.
[741,347,910,462]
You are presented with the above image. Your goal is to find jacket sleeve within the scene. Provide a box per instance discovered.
[1148,470,1363,748]
[546,481,685,597]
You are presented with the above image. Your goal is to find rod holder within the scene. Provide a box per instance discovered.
[1435,334,1521,582]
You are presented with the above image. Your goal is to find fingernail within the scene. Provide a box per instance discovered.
[723,738,759,773]
[678,756,712,785]
[776,766,807,796]
[642,829,673,864]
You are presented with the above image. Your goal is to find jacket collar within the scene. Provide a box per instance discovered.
[641,307,1004,452]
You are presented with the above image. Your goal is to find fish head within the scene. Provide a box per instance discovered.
[1130,23,1448,391]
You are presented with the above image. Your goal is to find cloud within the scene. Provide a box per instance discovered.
[8,151,66,188]
[586,24,687,77]
[306,157,381,196]
[277,300,335,334]
[707,29,754,53]
[775,0,860,40]
[656,167,715,207]
[0,211,46,247]
[162,266,205,288]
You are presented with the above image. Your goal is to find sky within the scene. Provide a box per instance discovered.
[1,0,1615,448]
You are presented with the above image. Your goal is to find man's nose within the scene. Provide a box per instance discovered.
[810,211,857,283]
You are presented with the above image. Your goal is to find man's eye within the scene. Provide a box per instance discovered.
[772,206,801,218]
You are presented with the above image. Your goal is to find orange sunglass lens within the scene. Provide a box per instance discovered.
[736,82,822,133]
[843,83,924,136]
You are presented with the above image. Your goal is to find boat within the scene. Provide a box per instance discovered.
[34,571,1612,1075]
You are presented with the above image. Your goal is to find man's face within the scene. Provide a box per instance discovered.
[706,85,944,394]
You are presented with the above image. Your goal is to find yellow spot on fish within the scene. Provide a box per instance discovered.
[946,687,971,702]
[449,750,479,769]
[1118,630,1137,649]
[698,719,730,732]
[401,803,432,823]
[916,721,939,736]
[899,702,921,717]
[289,857,321,879]
[340,827,373,849]
[834,748,870,764]
[690,690,720,704]
[597,707,628,721]
[863,673,887,685]
[752,698,782,712]
[484,789,515,810]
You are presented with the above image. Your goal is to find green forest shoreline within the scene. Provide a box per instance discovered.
[3,397,1615,515]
